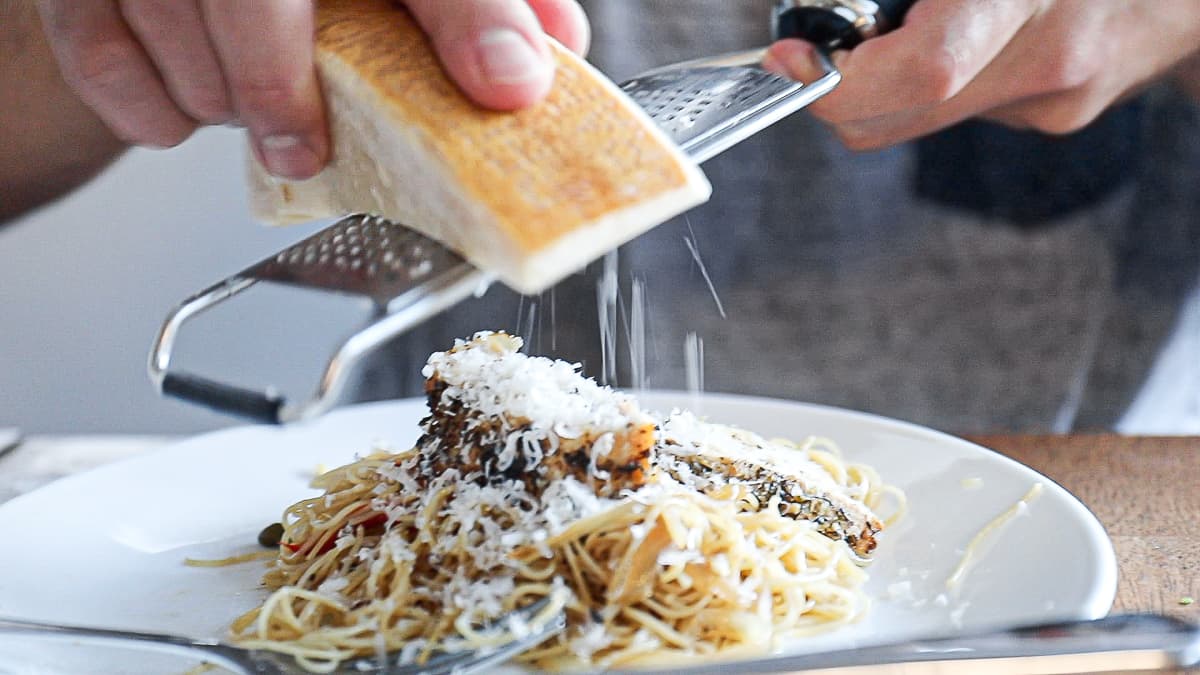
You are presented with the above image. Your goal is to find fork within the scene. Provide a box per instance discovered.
[0,596,566,674]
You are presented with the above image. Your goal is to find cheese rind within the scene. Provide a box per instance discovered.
[250,0,711,294]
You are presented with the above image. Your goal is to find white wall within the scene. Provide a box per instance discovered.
[0,128,369,433]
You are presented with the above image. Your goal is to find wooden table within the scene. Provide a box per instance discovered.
[967,435,1199,620]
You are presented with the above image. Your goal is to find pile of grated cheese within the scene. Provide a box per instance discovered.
[422,331,639,441]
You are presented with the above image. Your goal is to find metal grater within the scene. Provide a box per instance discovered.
[253,216,465,303]
[150,0,914,424]
[619,48,839,164]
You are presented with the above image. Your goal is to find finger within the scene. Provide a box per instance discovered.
[404,0,555,110]
[764,0,1036,124]
[980,87,1113,136]
[827,76,1100,150]
[202,0,327,180]
[526,0,590,55]
[978,3,1200,134]
[821,110,932,151]
[821,85,1033,151]
[35,0,196,146]
[120,0,233,124]
[820,5,1119,148]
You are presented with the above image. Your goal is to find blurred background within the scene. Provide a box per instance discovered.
[2,0,1198,436]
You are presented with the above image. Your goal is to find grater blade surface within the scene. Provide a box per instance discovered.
[621,49,840,163]
[250,214,468,306]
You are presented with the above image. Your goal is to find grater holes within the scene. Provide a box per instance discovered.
[263,214,459,289]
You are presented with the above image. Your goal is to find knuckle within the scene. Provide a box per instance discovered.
[177,91,234,125]
[119,0,179,41]
[119,122,195,148]
[1028,100,1102,135]
[834,125,884,152]
[232,75,302,115]
[913,45,969,106]
[1043,43,1100,91]
[37,3,89,39]
[60,39,140,94]
[160,126,196,147]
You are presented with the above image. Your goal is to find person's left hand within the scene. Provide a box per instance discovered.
[762,0,1200,150]
[33,0,590,180]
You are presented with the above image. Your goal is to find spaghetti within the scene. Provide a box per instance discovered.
[231,334,899,672]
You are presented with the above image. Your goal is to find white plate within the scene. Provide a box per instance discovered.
[0,394,1117,674]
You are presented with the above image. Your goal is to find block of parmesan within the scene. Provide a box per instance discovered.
[249,0,711,294]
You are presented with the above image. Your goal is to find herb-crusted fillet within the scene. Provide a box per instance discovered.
[416,333,883,556]
[655,413,883,557]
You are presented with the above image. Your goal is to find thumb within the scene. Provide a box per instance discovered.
[403,0,555,110]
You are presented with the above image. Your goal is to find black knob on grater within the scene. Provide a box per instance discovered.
[772,0,919,49]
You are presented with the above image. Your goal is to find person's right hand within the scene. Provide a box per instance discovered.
[35,1,590,180]
[762,0,1200,150]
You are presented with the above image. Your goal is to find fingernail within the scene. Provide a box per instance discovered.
[260,134,321,179]
[478,29,549,85]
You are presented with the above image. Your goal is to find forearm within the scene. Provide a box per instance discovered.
[0,0,125,223]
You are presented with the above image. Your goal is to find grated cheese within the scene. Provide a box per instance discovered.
[317,576,350,597]
[570,622,614,660]
[422,332,637,441]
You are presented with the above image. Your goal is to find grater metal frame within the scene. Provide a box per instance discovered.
[148,217,490,423]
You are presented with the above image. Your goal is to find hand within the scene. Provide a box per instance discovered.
[34,0,590,179]
[761,0,1200,150]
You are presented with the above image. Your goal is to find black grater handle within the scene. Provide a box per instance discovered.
[162,372,284,424]
[875,0,919,30]
[773,0,919,50]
